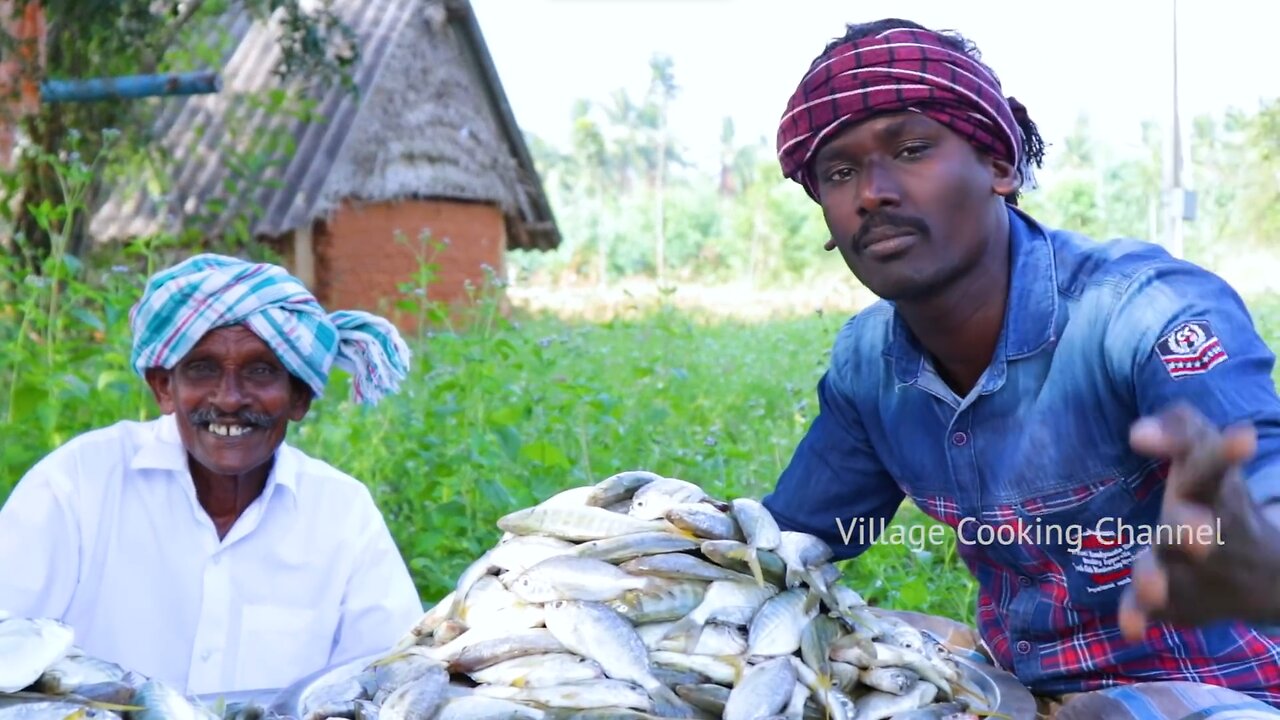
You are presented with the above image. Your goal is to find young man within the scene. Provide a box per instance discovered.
[0,254,424,696]
[763,18,1280,719]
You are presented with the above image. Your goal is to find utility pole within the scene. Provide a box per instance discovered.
[1164,0,1195,258]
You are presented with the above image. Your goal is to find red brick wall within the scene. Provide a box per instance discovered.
[0,1,45,169]
[314,198,506,333]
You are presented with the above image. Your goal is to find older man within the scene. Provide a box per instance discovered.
[763,18,1280,719]
[0,254,423,695]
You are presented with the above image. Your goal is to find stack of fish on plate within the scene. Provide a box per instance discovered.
[299,471,996,720]
[0,609,258,720]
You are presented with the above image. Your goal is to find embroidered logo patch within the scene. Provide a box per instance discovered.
[1070,530,1137,593]
[1155,320,1228,379]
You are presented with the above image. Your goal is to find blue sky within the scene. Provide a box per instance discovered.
[469,0,1280,174]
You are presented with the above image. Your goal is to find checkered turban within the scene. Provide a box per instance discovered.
[777,26,1032,202]
[129,253,411,406]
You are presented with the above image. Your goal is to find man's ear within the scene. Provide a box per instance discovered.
[144,368,176,414]
[288,380,313,422]
[991,157,1020,197]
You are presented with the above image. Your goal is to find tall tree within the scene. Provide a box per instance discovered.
[0,0,358,268]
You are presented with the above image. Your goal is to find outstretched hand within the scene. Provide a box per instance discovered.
[1118,403,1280,641]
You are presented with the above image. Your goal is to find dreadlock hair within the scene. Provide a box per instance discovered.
[819,18,1047,206]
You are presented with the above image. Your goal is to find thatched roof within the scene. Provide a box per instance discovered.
[89,0,560,251]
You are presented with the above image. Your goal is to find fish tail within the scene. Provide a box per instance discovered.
[660,614,705,653]
[746,545,765,587]
[647,681,699,718]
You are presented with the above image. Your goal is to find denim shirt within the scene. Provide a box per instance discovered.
[763,205,1280,702]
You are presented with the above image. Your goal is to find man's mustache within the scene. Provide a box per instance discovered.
[189,407,273,427]
[827,212,930,252]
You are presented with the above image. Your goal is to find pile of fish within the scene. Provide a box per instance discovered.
[301,471,996,720]
[0,609,255,720]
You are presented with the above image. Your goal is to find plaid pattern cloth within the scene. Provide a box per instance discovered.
[775,26,1022,201]
[130,253,411,406]
[892,611,1280,719]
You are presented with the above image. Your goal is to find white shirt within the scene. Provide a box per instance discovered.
[0,414,424,695]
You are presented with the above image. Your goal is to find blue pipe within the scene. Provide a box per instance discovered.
[40,71,221,103]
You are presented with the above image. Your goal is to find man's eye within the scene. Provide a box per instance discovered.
[898,142,931,159]
[184,362,217,377]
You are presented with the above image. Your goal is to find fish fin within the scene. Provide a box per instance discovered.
[802,587,823,615]
[664,522,700,541]
[746,546,765,587]
[716,654,747,685]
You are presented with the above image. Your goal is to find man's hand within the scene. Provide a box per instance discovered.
[1118,402,1280,641]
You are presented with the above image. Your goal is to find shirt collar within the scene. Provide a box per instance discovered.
[130,414,300,502]
[885,204,1059,383]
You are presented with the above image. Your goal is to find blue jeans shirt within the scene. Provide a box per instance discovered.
[763,205,1280,702]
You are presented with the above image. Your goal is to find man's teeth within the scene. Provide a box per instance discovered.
[207,423,252,437]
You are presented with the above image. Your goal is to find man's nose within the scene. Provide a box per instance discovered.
[856,161,901,215]
[210,371,246,410]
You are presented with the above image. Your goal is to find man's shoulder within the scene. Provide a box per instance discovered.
[1045,225,1182,296]
[283,446,380,508]
[31,418,161,469]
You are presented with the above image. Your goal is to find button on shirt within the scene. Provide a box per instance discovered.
[0,414,424,695]
[763,206,1280,705]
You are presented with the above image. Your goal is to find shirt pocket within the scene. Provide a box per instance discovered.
[1007,469,1153,612]
[235,604,330,691]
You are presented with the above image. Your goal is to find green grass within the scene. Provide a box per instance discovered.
[6,252,1279,628]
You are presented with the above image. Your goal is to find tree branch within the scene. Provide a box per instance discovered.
[138,0,210,75]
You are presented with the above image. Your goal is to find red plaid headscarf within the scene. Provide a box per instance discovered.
[777,26,1027,202]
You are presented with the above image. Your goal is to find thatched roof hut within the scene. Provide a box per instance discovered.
[90,0,560,321]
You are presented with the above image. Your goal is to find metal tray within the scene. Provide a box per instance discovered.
[951,653,1038,718]
[267,650,1038,719]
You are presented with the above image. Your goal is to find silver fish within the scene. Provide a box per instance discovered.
[799,614,842,682]
[722,656,796,720]
[648,651,745,687]
[431,695,547,720]
[699,540,787,588]
[498,505,671,541]
[729,498,781,586]
[474,679,652,711]
[456,576,544,633]
[660,622,747,656]
[619,553,754,584]
[850,679,937,720]
[0,699,122,720]
[775,531,833,588]
[608,579,708,624]
[788,656,853,720]
[489,535,579,576]
[887,701,978,720]
[860,666,920,695]
[448,628,567,674]
[467,652,604,688]
[0,617,76,693]
[509,556,653,603]
[33,654,130,695]
[542,600,697,718]
[665,503,742,541]
[379,666,449,720]
[132,679,222,720]
[629,478,710,520]
[661,580,777,652]
[747,588,819,657]
[588,471,664,508]
[573,532,700,564]
[674,683,729,716]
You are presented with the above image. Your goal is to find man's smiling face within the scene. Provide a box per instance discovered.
[146,324,311,483]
